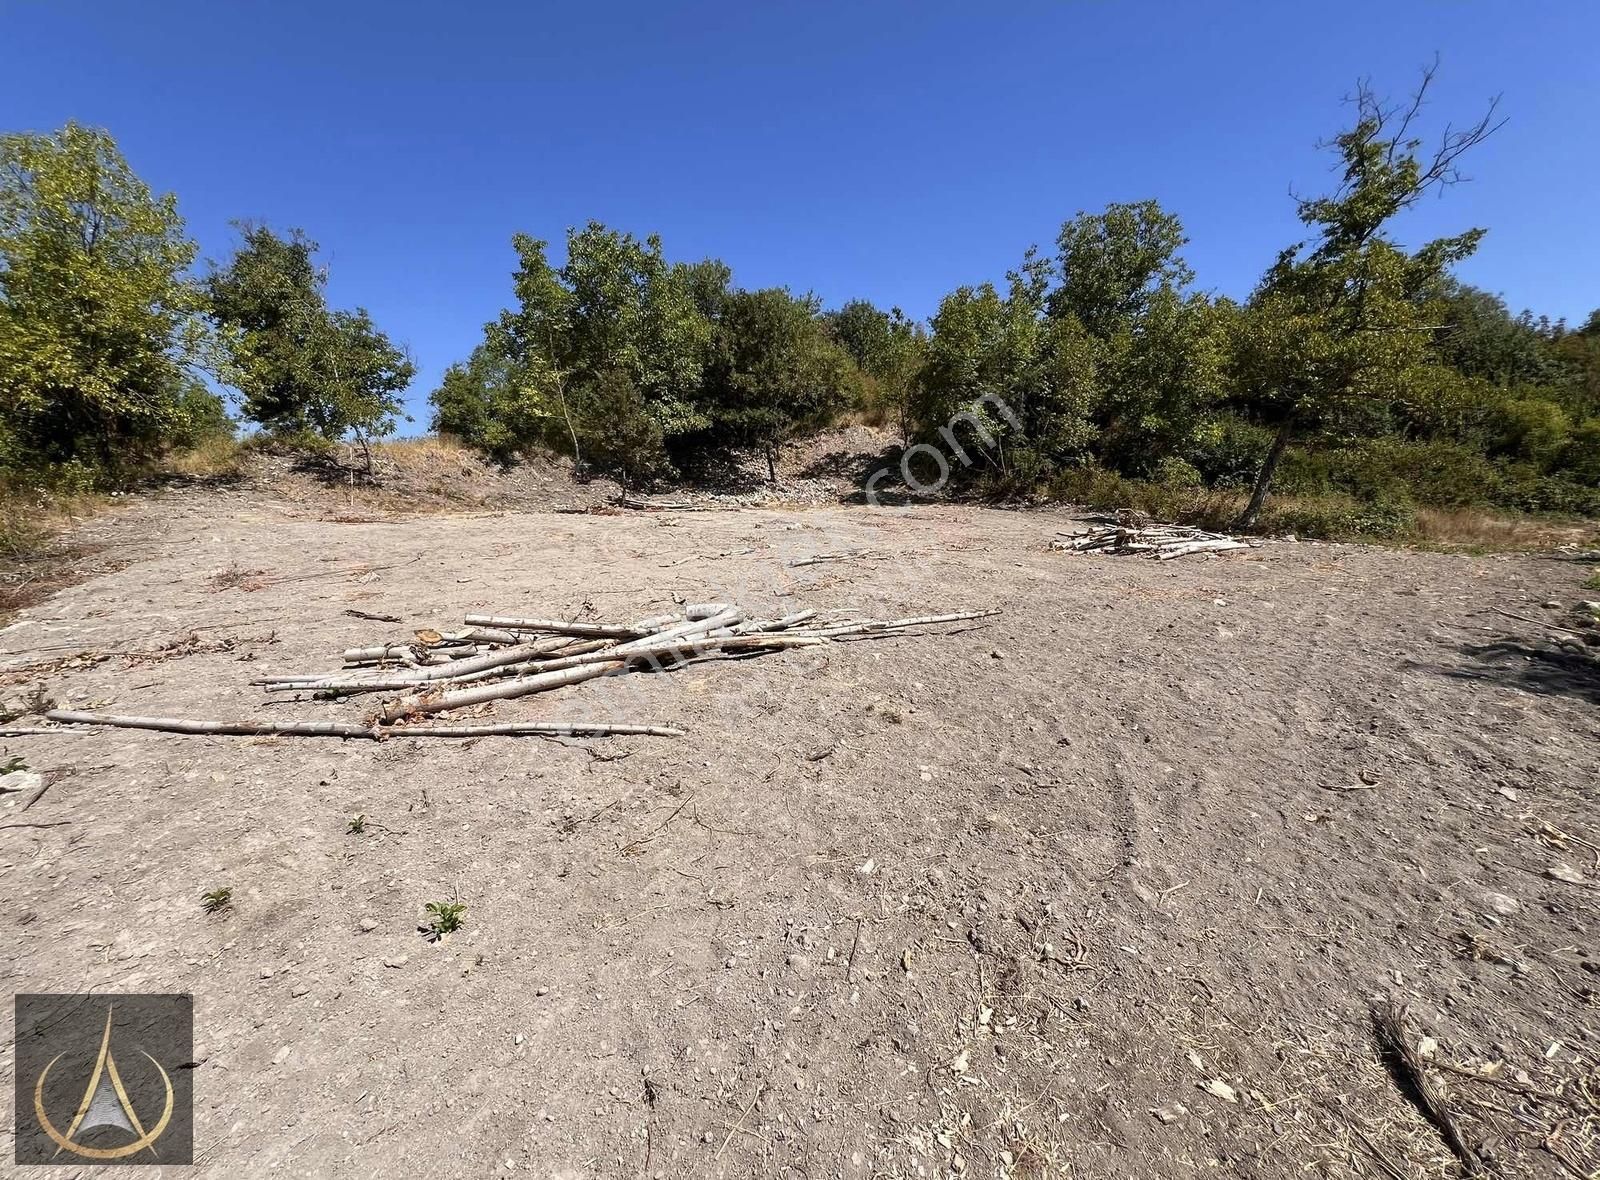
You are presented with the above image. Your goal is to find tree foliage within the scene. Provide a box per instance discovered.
[434,223,865,483]
[0,122,218,474]
[706,288,861,480]
[207,224,414,453]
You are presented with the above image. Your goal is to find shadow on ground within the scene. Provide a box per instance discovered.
[1431,636,1600,705]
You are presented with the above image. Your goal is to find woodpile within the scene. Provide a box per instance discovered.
[1051,522,1253,561]
[38,602,997,741]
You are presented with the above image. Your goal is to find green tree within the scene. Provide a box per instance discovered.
[471,223,715,475]
[1233,66,1500,528]
[1048,200,1194,336]
[1432,282,1556,389]
[705,288,861,482]
[916,206,1221,485]
[0,122,217,473]
[1046,203,1225,474]
[207,225,414,463]
[826,300,927,443]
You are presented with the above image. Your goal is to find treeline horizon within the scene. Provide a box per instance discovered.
[4,65,1598,535]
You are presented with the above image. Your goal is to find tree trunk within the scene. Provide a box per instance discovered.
[1235,418,1295,532]
[766,443,777,485]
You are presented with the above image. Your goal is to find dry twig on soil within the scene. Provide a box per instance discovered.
[35,599,995,741]
[1051,522,1254,560]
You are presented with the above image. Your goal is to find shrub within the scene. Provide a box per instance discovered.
[1262,493,1413,540]
[1188,417,1273,488]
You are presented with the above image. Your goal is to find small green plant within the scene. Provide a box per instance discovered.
[1,755,27,774]
[347,813,366,834]
[1584,569,1600,593]
[423,900,466,938]
[201,886,233,914]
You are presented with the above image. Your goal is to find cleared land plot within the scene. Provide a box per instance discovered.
[3,490,1597,1178]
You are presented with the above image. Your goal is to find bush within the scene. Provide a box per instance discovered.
[1188,417,1273,488]
[1154,456,1204,489]
[1261,493,1413,540]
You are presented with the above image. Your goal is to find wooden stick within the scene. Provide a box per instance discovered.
[1156,539,1251,560]
[387,721,685,738]
[735,610,817,633]
[612,607,742,654]
[807,610,998,637]
[380,660,626,722]
[47,710,377,739]
[44,710,682,740]
[262,634,577,690]
[462,615,642,638]
[263,639,623,694]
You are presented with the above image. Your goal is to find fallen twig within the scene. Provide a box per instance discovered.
[1373,1000,1485,1175]
[44,710,684,740]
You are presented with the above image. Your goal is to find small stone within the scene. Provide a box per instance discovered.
[290,984,309,998]
[786,953,812,974]
[536,986,549,996]
[259,967,274,979]
[1150,1102,1188,1124]
[989,649,1005,660]
[0,770,43,795]
[272,1045,291,1065]
[1483,892,1520,916]
[359,918,377,932]
[383,954,409,968]
[514,1033,525,1045]
[724,957,737,969]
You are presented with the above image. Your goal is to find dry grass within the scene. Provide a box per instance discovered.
[1409,506,1600,551]
[162,434,246,481]
[0,490,109,619]
[372,435,473,464]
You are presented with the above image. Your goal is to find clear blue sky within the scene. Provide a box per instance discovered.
[3,1,1596,430]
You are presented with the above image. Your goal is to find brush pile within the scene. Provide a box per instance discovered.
[36,602,996,741]
[1051,522,1253,560]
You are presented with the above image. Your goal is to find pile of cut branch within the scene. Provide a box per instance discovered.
[1051,522,1253,561]
[35,602,995,742]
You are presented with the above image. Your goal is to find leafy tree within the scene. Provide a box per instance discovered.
[1232,66,1500,528]
[1048,200,1194,335]
[0,121,217,472]
[826,300,926,443]
[580,367,669,490]
[207,225,414,463]
[474,223,715,475]
[916,259,1053,479]
[1432,283,1555,389]
[705,288,860,482]
[916,205,1222,483]
[430,342,533,461]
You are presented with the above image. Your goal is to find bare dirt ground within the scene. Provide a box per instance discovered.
[2,482,1598,1179]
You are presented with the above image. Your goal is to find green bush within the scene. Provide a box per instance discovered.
[1154,456,1204,489]
[1188,417,1273,488]
[1262,493,1414,540]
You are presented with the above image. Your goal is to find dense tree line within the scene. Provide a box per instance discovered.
[4,72,1598,535]
[0,122,412,486]
[431,71,1599,530]
[430,226,867,488]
